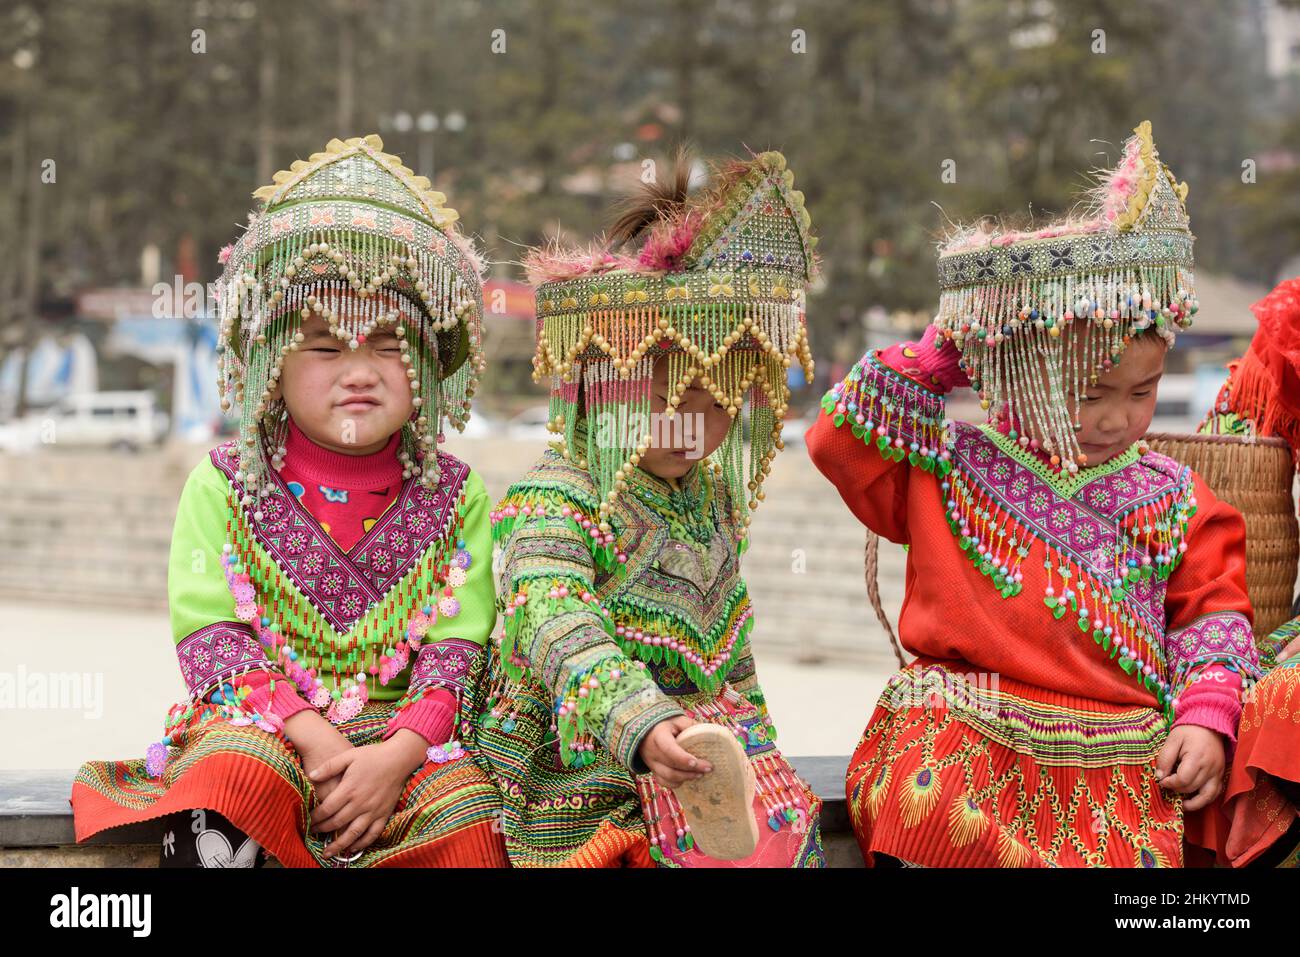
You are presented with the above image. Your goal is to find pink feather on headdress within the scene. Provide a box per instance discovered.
[1096,136,1144,225]
[636,212,700,272]
[446,229,486,278]
[524,241,637,286]
[217,243,235,265]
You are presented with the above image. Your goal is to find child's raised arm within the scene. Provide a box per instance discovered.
[805,324,965,543]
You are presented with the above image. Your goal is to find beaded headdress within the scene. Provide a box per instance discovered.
[524,150,816,538]
[932,121,1197,472]
[214,134,485,507]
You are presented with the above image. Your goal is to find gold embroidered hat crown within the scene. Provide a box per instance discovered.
[214,134,485,498]
[523,150,817,537]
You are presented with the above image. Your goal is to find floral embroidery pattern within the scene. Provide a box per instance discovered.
[210,443,470,631]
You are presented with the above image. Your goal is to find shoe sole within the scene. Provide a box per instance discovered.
[671,724,758,861]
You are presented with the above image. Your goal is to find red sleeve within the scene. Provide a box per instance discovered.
[1162,474,1261,734]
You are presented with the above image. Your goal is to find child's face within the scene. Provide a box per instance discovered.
[276,314,415,455]
[1066,334,1167,465]
[634,356,732,481]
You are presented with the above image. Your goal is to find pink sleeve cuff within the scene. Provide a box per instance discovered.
[876,325,969,395]
[1173,665,1243,753]
[238,669,315,725]
[382,688,457,748]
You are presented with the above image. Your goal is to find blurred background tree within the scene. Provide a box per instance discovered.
[0,0,1296,399]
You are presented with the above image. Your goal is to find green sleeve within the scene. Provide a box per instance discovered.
[167,455,273,698]
[494,478,684,771]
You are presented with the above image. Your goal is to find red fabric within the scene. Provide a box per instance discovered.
[807,348,1254,865]
[1223,277,1300,463]
[1222,663,1300,866]
[71,751,510,868]
[382,688,457,748]
[71,747,317,865]
[806,348,1253,702]
[806,410,1250,709]
[279,419,404,552]
[846,661,1185,867]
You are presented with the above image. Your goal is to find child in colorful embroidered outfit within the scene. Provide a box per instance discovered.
[71,135,508,868]
[1200,277,1300,867]
[807,122,1262,868]
[471,151,825,867]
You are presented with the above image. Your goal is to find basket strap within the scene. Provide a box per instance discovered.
[865,531,908,668]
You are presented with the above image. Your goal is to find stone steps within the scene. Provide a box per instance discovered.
[0,444,903,663]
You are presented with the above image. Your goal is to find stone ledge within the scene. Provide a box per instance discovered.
[0,758,862,867]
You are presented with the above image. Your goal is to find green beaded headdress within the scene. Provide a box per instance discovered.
[214,134,485,502]
[525,150,817,537]
[932,121,1197,472]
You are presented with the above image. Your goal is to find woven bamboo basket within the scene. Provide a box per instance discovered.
[865,432,1299,667]
[1144,432,1298,640]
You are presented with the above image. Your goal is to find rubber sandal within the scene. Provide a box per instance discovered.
[671,724,758,860]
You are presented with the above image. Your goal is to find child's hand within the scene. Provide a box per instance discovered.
[1276,632,1300,663]
[638,716,712,789]
[307,740,417,858]
[285,713,354,805]
[304,738,354,807]
[1155,725,1226,812]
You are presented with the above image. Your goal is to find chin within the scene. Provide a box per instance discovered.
[331,417,399,450]
[641,455,692,479]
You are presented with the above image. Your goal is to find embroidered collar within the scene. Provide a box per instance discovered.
[627,461,716,546]
[212,442,470,633]
[980,423,1141,498]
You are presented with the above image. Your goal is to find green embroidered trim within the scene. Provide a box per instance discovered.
[493,483,625,575]
[980,423,1140,498]
[604,582,753,692]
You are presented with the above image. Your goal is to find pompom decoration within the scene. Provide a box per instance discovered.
[145,741,169,778]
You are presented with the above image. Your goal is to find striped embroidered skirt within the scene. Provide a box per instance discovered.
[846,659,1207,868]
[472,655,824,868]
[71,702,509,868]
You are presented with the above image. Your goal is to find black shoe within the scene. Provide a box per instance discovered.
[158,808,267,868]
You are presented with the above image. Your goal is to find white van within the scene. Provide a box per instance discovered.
[0,391,169,452]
